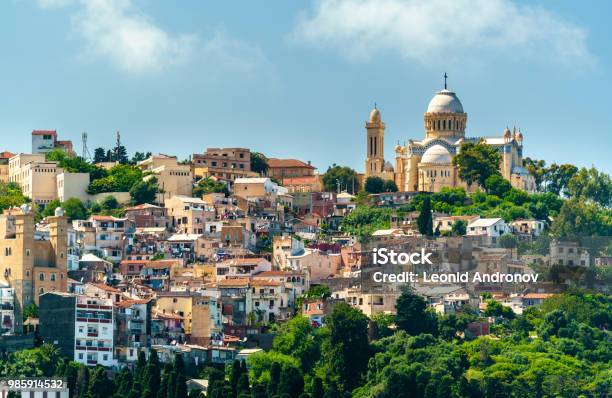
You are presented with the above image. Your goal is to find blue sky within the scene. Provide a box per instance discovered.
[1,0,610,173]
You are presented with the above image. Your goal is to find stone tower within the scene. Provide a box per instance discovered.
[365,106,385,178]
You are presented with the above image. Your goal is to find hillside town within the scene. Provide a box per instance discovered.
[0,87,610,397]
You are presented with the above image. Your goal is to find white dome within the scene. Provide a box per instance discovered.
[426,90,464,113]
[369,107,381,123]
[421,145,452,164]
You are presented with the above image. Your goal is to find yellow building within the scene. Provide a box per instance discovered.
[0,206,68,332]
[365,78,535,193]
[138,154,193,204]
[8,154,62,205]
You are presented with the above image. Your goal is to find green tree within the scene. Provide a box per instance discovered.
[550,198,612,238]
[451,219,467,236]
[193,178,229,197]
[23,303,38,320]
[311,377,324,398]
[484,300,515,319]
[41,199,62,218]
[370,313,395,339]
[130,178,159,205]
[545,163,578,196]
[364,176,385,194]
[0,182,29,212]
[278,366,304,398]
[322,165,360,194]
[101,195,119,211]
[131,152,152,164]
[452,141,501,188]
[484,174,512,197]
[417,196,433,236]
[272,316,322,371]
[395,287,437,335]
[62,198,88,220]
[88,366,114,398]
[524,157,547,192]
[322,302,370,393]
[250,152,269,175]
[383,179,399,192]
[93,147,107,163]
[141,350,161,398]
[566,166,612,207]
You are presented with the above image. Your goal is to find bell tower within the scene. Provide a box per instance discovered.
[365,105,385,178]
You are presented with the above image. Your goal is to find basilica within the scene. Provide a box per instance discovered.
[364,79,535,193]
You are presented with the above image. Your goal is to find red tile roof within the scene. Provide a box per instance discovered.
[32,130,57,136]
[218,278,250,287]
[89,283,120,293]
[523,293,554,299]
[115,298,151,308]
[268,158,315,169]
[255,270,301,277]
[0,151,15,159]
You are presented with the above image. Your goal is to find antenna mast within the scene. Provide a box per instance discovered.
[81,132,91,161]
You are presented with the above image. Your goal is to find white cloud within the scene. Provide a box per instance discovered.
[72,0,196,73]
[38,0,263,74]
[292,0,592,66]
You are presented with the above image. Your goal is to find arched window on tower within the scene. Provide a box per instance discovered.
[443,120,446,130]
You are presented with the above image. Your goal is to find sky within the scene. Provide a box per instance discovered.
[1,0,611,174]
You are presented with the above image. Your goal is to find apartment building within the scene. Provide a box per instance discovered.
[265,158,315,179]
[233,177,279,199]
[0,207,68,332]
[549,240,591,267]
[8,154,60,205]
[165,195,215,234]
[137,154,193,204]
[114,298,152,362]
[466,218,510,245]
[192,148,252,182]
[88,215,131,263]
[124,203,169,229]
[434,215,480,233]
[39,292,116,367]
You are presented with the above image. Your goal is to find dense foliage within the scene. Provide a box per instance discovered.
[87,164,143,194]
[193,177,230,197]
[0,182,28,211]
[322,165,360,194]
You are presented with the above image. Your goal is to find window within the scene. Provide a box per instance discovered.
[39,273,45,281]
[50,273,56,282]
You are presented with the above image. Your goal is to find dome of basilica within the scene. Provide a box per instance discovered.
[426,89,464,114]
[421,145,452,164]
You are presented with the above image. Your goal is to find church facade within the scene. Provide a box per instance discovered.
[364,82,535,193]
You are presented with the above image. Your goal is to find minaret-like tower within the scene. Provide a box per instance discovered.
[365,105,385,178]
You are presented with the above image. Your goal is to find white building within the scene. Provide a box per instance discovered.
[466,217,510,245]
[0,284,15,335]
[74,295,116,367]
[57,172,90,202]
